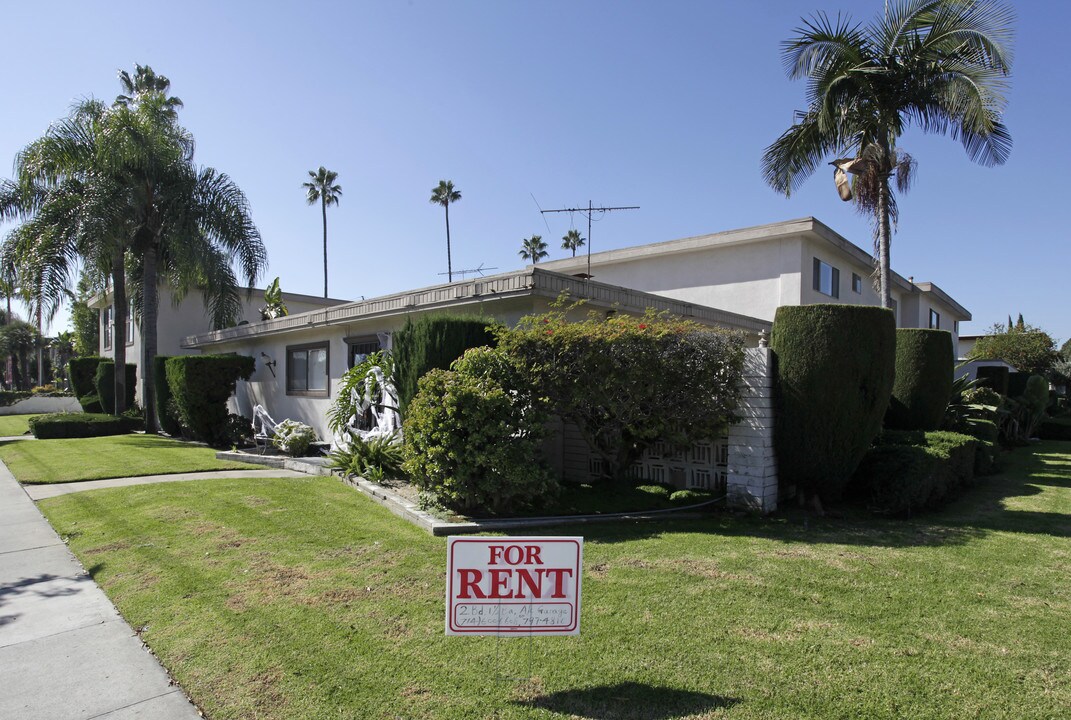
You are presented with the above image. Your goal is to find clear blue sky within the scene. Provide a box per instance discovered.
[2,1,1066,342]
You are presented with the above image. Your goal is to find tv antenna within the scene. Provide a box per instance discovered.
[540,200,639,279]
[438,262,498,281]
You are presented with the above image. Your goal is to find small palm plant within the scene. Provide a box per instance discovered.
[519,235,548,263]
[561,229,585,257]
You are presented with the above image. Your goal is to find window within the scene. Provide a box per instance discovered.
[929,309,941,329]
[346,336,381,368]
[954,320,959,333]
[287,342,329,396]
[812,258,839,298]
[852,273,863,294]
[126,300,134,345]
[102,306,113,349]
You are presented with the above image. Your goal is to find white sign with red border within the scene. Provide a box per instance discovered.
[446,536,583,636]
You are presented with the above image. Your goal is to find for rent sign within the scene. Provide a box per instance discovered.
[446,536,583,636]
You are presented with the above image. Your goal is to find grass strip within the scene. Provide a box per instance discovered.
[0,433,258,484]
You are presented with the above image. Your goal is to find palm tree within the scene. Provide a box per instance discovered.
[303,167,341,298]
[429,180,461,282]
[561,229,585,257]
[519,235,549,263]
[761,0,1013,308]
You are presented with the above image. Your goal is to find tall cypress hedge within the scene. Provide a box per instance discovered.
[153,355,183,436]
[885,329,953,431]
[770,304,896,503]
[69,356,105,398]
[393,314,497,415]
[94,362,137,415]
[166,354,254,447]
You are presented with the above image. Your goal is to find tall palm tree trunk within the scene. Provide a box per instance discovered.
[141,244,159,432]
[36,304,44,386]
[321,196,328,298]
[876,178,893,310]
[445,203,452,282]
[111,252,127,415]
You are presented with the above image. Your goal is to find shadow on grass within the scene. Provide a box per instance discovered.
[549,442,1071,549]
[515,681,739,719]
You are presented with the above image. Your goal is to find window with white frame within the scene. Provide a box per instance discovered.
[287,342,329,396]
[929,309,941,329]
[812,258,840,298]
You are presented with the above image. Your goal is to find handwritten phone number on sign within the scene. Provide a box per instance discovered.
[453,602,573,629]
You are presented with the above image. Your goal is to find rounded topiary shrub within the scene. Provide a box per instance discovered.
[402,347,557,515]
[68,356,105,399]
[770,304,896,504]
[885,329,953,431]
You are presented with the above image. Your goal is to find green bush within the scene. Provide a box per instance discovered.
[78,394,104,414]
[393,314,498,416]
[497,306,745,481]
[636,484,672,499]
[153,355,183,436]
[670,489,714,504]
[327,433,405,481]
[68,356,105,398]
[0,390,31,407]
[93,362,137,415]
[166,355,255,447]
[1007,372,1031,399]
[771,304,896,504]
[28,412,130,439]
[975,365,1010,396]
[851,430,977,515]
[402,347,557,515]
[885,329,953,431]
[272,419,317,457]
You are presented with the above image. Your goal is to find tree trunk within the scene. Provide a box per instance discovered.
[322,197,328,298]
[111,252,127,415]
[36,304,43,387]
[141,243,159,433]
[445,203,452,282]
[876,177,893,311]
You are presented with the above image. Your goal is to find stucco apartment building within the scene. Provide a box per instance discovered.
[170,216,969,444]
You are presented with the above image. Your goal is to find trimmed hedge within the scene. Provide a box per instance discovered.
[78,394,104,414]
[28,412,130,439]
[770,304,896,503]
[851,430,977,515]
[885,329,953,431]
[68,356,105,399]
[393,314,497,416]
[166,355,255,447]
[94,362,137,415]
[153,355,183,436]
[975,365,1010,396]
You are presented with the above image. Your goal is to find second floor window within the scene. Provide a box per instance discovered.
[813,258,840,298]
[929,309,941,329]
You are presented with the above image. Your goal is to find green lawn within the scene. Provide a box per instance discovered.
[0,414,36,437]
[38,442,1071,719]
[0,433,258,484]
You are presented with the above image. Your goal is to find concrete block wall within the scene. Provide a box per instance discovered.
[726,346,778,513]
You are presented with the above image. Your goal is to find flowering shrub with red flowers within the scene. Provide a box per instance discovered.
[494,300,746,481]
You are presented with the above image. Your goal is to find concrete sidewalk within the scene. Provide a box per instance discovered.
[0,462,202,719]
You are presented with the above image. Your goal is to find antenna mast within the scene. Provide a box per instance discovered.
[540,200,639,279]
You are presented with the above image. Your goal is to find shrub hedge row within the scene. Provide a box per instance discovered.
[851,430,977,515]
[885,329,953,431]
[153,355,183,436]
[393,314,497,416]
[68,357,104,399]
[770,304,896,504]
[166,355,254,447]
[28,412,132,439]
[93,362,137,414]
